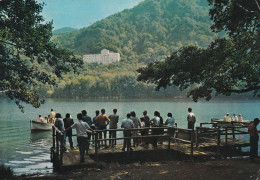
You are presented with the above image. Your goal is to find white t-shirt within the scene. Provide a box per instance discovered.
[187,112,196,123]
[71,120,91,137]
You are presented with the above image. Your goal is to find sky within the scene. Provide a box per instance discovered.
[37,0,144,30]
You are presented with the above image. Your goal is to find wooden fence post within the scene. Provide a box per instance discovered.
[225,127,228,145]
[196,127,199,148]
[190,129,194,160]
[168,127,171,149]
[60,133,64,166]
[217,128,221,158]
[95,132,98,160]
[52,126,55,149]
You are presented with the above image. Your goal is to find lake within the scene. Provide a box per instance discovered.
[0,98,259,175]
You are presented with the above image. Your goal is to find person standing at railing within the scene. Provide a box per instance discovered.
[165,113,175,137]
[64,113,93,163]
[63,113,74,150]
[82,110,92,153]
[95,109,110,148]
[130,111,141,147]
[143,110,150,145]
[121,113,134,151]
[187,107,196,130]
[150,111,160,147]
[109,109,119,146]
[93,110,100,129]
[248,118,260,163]
[55,113,67,153]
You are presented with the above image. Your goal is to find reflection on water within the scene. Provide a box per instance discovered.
[30,131,52,143]
[0,99,259,175]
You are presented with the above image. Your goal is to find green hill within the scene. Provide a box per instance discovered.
[52,0,218,64]
[52,27,77,35]
[41,0,239,100]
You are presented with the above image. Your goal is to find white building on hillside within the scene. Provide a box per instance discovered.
[83,49,120,64]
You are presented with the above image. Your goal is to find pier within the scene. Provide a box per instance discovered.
[50,119,251,171]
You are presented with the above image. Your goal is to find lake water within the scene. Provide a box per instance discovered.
[0,98,259,175]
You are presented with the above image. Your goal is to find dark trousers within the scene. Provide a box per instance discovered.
[250,136,259,162]
[78,136,88,162]
[152,129,159,147]
[66,134,73,149]
[123,131,132,150]
[109,129,117,146]
[188,122,195,130]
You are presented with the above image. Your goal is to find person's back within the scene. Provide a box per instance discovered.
[63,113,74,149]
[55,114,65,131]
[166,113,175,127]
[131,116,140,128]
[96,112,110,127]
[143,110,150,127]
[121,117,134,130]
[151,116,160,127]
[63,116,74,129]
[109,109,119,129]
[93,110,100,126]
[82,110,92,126]
[187,112,196,123]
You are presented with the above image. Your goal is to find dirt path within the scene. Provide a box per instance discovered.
[22,158,260,180]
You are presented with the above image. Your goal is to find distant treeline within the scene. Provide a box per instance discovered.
[36,63,186,99]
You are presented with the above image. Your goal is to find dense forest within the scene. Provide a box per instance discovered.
[38,0,254,100]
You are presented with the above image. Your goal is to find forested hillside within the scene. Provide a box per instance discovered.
[42,0,223,99]
[53,0,218,64]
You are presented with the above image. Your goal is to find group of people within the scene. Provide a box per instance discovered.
[47,108,182,163]
[41,108,260,164]
[224,113,243,122]
[37,109,57,124]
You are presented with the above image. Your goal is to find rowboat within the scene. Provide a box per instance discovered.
[211,118,251,128]
[30,120,53,133]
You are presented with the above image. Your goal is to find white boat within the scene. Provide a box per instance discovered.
[30,120,53,133]
[211,118,251,128]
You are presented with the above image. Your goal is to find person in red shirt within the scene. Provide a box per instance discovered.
[248,118,260,162]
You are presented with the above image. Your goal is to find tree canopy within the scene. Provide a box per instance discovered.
[0,0,83,111]
[137,0,260,101]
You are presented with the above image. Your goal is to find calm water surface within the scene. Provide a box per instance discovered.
[0,99,259,175]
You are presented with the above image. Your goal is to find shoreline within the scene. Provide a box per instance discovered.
[17,158,260,180]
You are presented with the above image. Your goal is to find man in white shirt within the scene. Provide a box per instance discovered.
[64,113,93,163]
[150,111,161,147]
[187,107,196,130]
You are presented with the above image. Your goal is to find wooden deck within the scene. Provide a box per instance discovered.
[51,122,252,170]
[59,137,250,169]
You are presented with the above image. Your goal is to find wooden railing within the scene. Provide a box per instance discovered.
[51,126,65,168]
[51,125,195,167]
[196,122,250,156]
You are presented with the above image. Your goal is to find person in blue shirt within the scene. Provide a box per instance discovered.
[55,113,67,152]
[165,113,175,127]
[165,113,176,137]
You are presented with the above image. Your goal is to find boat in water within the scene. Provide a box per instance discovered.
[30,120,53,133]
[211,118,251,128]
